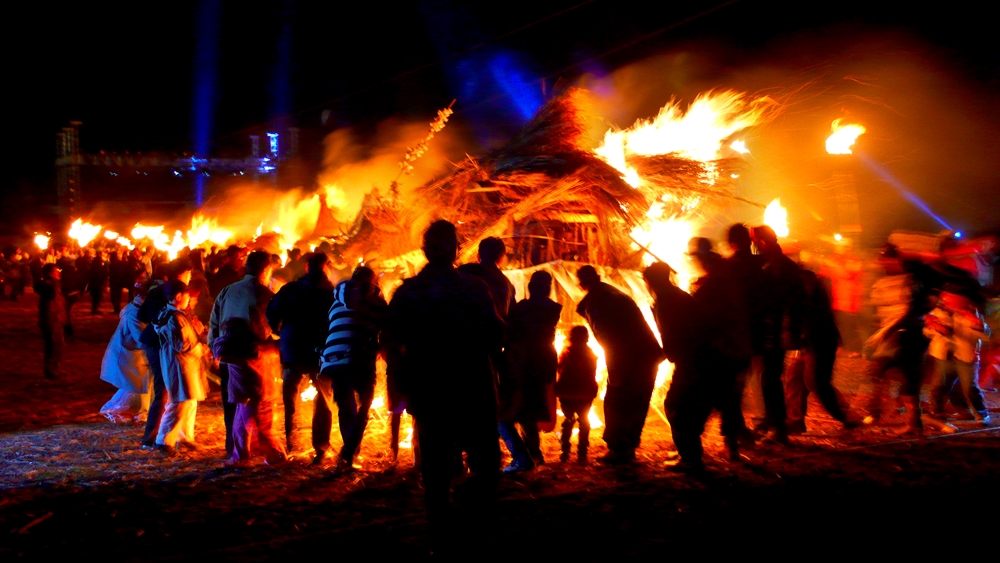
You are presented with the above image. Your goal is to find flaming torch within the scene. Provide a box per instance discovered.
[34,234,50,251]
[826,119,865,155]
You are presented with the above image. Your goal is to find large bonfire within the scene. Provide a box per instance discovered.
[57,87,779,434]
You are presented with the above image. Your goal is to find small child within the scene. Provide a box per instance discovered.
[925,289,992,424]
[556,325,599,463]
[154,280,209,454]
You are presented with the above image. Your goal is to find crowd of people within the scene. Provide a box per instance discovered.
[12,218,997,551]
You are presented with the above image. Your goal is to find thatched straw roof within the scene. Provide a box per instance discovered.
[335,88,756,268]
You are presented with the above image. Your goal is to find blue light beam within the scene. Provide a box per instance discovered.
[859,154,953,231]
[191,0,222,206]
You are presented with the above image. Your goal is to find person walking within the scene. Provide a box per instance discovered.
[266,252,334,455]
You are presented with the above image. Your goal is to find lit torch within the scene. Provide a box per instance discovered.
[34,234,50,251]
[68,219,102,248]
[826,119,865,155]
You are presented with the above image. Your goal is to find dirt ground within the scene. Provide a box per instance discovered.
[1,291,998,560]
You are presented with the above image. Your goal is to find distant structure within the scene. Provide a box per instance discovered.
[54,123,305,219]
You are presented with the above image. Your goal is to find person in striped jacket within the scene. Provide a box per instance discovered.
[314,265,388,468]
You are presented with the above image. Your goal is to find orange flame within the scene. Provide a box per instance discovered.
[68,219,102,247]
[34,234,50,251]
[764,198,789,238]
[826,119,865,155]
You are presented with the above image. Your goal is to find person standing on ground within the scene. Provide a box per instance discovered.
[576,265,664,464]
[556,325,598,464]
[153,281,209,455]
[36,263,67,380]
[138,260,193,449]
[266,252,334,455]
[387,220,503,553]
[315,264,387,469]
[751,226,806,445]
[500,270,562,470]
[210,250,286,466]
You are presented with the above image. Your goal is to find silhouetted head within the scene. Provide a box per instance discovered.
[568,325,589,346]
[642,261,676,298]
[423,220,458,265]
[577,265,600,291]
[306,252,329,275]
[727,223,752,253]
[478,237,506,265]
[528,270,552,299]
[752,225,780,255]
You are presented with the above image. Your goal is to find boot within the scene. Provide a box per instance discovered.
[899,397,923,436]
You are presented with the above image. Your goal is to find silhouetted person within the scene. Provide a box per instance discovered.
[726,224,766,427]
[36,264,67,380]
[784,268,856,431]
[267,252,334,454]
[315,264,387,468]
[688,238,754,460]
[576,265,663,464]
[387,220,503,553]
[88,251,108,314]
[499,270,561,470]
[556,325,598,463]
[458,237,516,321]
[644,262,710,471]
[751,226,805,444]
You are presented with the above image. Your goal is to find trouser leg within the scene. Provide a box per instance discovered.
[281,366,306,450]
[810,342,848,422]
[498,421,533,467]
[42,324,64,378]
[716,359,750,440]
[157,400,187,448]
[559,407,574,457]
[312,373,335,456]
[783,352,808,427]
[142,348,165,445]
[254,399,287,463]
[762,348,789,434]
[178,400,197,443]
[219,363,236,456]
[955,361,989,418]
[341,375,374,461]
[231,401,255,462]
[603,360,656,454]
[110,285,123,314]
[521,421,542,463]
[577,402,592,457]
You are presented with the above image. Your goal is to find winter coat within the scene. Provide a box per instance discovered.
[576,281,663,369]
[100,297,151,393]
[555,345,598,403]
[267,272,334,367]
[35,279,67,328]
[502,296,562,422]
[319,279,387,374]
[209,275,274,350]
[758,252,806,352]
[386,262,503,418]
[457,262,517,320]
[156,305,209,403]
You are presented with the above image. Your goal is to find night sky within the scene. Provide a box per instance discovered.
[6,1,1000,239]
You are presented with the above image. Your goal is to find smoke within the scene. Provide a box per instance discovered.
[316,117,465,223]
[571,26,1000,243]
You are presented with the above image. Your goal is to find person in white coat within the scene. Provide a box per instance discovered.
[154,281,209,454]
[99,289,151,423]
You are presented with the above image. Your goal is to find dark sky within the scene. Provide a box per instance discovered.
[6,1,1000,237]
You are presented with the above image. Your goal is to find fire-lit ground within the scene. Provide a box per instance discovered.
[1,293,999,559]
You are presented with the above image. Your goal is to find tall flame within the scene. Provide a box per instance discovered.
[595,90,769,187]
[68,219,102,248]
[764,198,789,237]
[826,119,865,155]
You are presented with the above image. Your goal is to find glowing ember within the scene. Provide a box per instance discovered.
[69,219,103,247]
[763,198,789,238]
[300,383,317,402]
[34,234,50,251]
[826,119,865,155]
